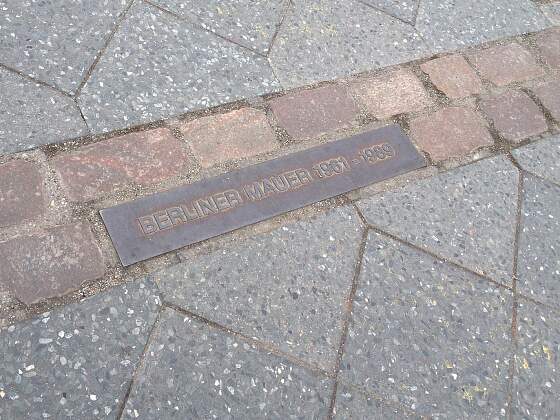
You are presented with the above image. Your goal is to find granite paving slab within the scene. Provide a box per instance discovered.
[149,0,286,54]
[78,2,279,134]
[268,0,428,89]
[155,206,362,370]
[0,68,87,155]
[512,298,560,418]
[123,308,332,419]
[517,175,560,308]
[332,384,410,419]
[0,279,161,420]
[339,231,513,417]
[356,156,519,285]
[512,135,560,186]
[0,0,130,93]
[359,0,419,24]
[416,0,550,52]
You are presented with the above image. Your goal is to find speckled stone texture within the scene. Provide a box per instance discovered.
[0,279,161,420]
[123,309,332,419]
[531,79,560,122]
[52,127,191,201]
[0,0,129,93]
[416,0,549,51]
[512,299,560,418]
[356,156,519,285]
[0,68,87,155]
[149,0,286,54]
[332,384,409,418]
[78,2,279,134]
[156,206,362,370]
[517,175,560,307]
[269,0,428,89]
[0,223,105,304]
[0,160,45,228]
[420,55,483,99]
[512,135,560,185]
[360,0,419,24]
[534,28,560,70]
[540,2,560,25]
[340,232,512,417]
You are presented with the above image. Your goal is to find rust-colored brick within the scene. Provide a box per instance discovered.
[53,128,190,201]
[0,223,105,304]
[269,85,358,140]
[0,160,45,227]
[410,107,493,161]
[531,79,560,122]
[421,55,483,99]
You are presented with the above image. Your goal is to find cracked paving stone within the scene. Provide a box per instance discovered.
[339,232,512,417]
[123,308,332,419]
[416,0,550,52]
[512,299,560,418]
[268,0,428,89]
[0,0,130,93]
[517,175,560,308]
[155,206,362,370]
[0,68,87,155]
[78,2,279,134]
[512,135,560,185]
[149,0,285,54]
[0,279,161,420]
[356,156,519,285]
[359,0,419,24]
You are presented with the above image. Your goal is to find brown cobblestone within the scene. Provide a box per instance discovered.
[534,29,560,69]
[52,128,190,202]
[350,68,433,119]
[0,223,105,304]
[480,90,548,142]
[410,107,493,161]
[179,108,278,168]
[420,55,483,99]
[269,85,359,140]
[531,79,560,122]
[0,160,45,227]
[469,43,545,86]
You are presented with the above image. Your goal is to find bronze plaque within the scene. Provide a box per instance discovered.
[101,125,425,266]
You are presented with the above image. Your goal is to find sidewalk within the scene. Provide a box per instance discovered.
[1,1,560,419]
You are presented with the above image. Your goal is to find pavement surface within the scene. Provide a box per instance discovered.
[2,1,560,419]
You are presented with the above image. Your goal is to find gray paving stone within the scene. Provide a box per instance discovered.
[0,279,161,420]
[78,2,279,134]
[360,0,419,24]
[517,175,560,308]
[512,299,560,419]
[0,0,129,93]
[123,309,332,419]
[268,0,428,89]
[540,2,560,25]
[156,206,362,370]
[0,68,87,155]
[356,156,519,285]
[150,0,285,54]
[416,0,550,52]
[333,384,410,419]
[339,232,513,417]
[512,135,560,185]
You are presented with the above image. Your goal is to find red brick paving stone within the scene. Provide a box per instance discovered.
[410,107,493,161]
[420,55,483,99]
[469,43,545,86]
[52,128,190,202]
[269,85,358,140]
[350,68,433,119]
[0,160,45,227]
[180,108,278,168]
[531,79,560,122]
[534,28,560,69]
[479,90,548,143]
[0,223,104,304]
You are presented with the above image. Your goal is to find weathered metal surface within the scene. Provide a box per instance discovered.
[100,124,426,266]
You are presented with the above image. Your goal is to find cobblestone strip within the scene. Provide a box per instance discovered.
[1,26,560,320]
